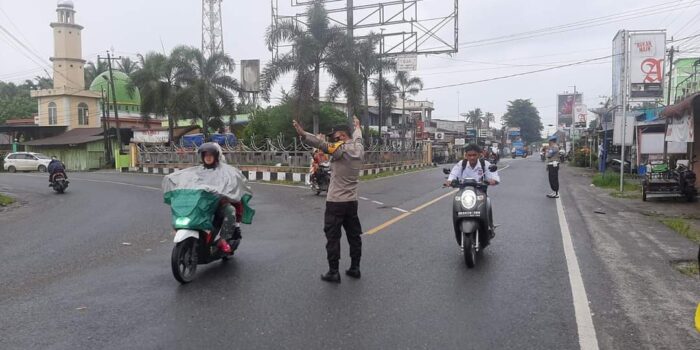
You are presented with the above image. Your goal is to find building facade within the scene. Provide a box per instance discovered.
[30,1,101,130]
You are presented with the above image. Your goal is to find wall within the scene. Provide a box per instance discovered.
[68,97,101,129]
[26,140,107,171]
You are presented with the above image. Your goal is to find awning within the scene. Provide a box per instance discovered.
[660,93,700,119]
[22,128,105,146]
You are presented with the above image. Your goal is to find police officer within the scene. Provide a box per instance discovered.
[293,117,364,283]
[546,136,560,198]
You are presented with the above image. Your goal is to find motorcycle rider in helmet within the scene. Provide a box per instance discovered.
[198,142,244,254]
[47,156,67,185]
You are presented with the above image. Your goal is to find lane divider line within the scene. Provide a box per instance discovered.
[556,196,600,350]
[364,189,457,235]
[359,197,369,200]
[372,200,384,205]
[392,207,409,213]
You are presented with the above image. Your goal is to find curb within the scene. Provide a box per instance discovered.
[121,163,427,183]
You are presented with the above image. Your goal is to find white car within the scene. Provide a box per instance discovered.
[3,152,53,173]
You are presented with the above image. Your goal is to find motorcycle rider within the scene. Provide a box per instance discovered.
[47,156,67,185]
[546,136,560,198]
[445,144,500,245]
[198,142,245,254]
[309,148,329,186]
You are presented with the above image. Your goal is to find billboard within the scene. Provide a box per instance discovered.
[240,60,260,92]
[629,31,665,99]
[574,104,588,127]
[557,93,583,127]
[612,30,626,108]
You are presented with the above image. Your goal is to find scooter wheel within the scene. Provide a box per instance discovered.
[463,232,476,268]
[171,237,198,284]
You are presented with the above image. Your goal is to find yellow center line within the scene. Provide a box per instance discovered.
[364,189,457,235]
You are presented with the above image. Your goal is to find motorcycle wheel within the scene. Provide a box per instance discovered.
[462,232,476,268]
[56,186,65,194]
[171,237,198,284]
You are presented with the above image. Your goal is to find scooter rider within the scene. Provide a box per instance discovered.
[445,144,500,243]
[47,156,66,184]
[198,142,245,254]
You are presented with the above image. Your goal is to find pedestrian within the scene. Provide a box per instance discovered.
[546,136,560,198]
[293,116,365,283]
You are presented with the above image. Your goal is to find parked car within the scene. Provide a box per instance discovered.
[3,152,53,173]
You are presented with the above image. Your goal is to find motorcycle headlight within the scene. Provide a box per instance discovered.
[460,190,477,209]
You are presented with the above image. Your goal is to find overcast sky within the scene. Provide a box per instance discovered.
[1,0,700,133]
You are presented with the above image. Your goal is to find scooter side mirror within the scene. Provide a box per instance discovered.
[442,168,451,175]
[489,165,498,172]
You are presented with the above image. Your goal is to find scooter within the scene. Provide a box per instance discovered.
[168,191,241,284]
[311,162,331,195]
[49,172,69,194]
[443,166,496,268]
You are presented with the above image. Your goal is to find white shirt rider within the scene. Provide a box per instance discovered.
[446,146,501,185]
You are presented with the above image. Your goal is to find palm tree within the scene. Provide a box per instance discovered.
[129,51,180,141]
[484,112,495,130]
[262,1,354,134]
[465,108,484,130]
[172,46,241,140]
[118,57,141,75]
[84,60,108,88]
[372,76,397,142]
[394,71,423,147]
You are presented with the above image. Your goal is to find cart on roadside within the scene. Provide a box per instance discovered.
[642,162,697,202]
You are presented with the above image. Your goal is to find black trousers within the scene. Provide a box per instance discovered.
[547,164,560,192]
[324,201,362,270]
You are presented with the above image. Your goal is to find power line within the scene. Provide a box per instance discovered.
[458,0,699,49]
[422,55,615,91]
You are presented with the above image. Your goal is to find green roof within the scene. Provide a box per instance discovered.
[89,70,141,106]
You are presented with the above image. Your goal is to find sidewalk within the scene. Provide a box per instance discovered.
[560,164,699,349]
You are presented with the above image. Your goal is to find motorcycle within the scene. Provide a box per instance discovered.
[49,172,69,193]
[311,162,331,195]
[442,166,497,268]
[540,152,546,162]
[488,153,499,165]
[167,191,241,284]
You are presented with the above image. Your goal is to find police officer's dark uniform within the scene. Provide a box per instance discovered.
[297,122,364,283]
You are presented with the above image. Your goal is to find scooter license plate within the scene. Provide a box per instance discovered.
[458,211,481,217]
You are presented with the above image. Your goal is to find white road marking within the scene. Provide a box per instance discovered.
[359,197,369,200]
[6,174,161,191]
[371,200,384,205]
[556,196,599,350]
[392,207,408,213]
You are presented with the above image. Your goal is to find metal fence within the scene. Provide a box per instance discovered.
[136,141,426,169]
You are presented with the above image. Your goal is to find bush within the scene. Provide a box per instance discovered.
[573,148,596,167]
[592,172,640,191]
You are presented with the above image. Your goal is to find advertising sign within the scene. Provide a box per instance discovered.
[612,30,626,108]
[240,60,261,92]
[132,129,168,143]
[557,93,583,127]
[396,54,418,71]
[613,113,634,146]
[665,114,694,142]
[574,104,587,127]
[454,138,465,146]
[629,31,665,100]
[466,129,477,138]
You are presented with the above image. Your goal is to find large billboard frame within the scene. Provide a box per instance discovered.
[556,93,583,127]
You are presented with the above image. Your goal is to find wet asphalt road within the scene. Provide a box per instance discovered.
[0,158,691,349]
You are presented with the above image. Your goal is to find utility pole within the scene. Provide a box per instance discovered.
[100,88,112,164]
[663,45,678,163]
[378,28,384,145]
[347,0,355,127]
[98,52,123,152]
[620,34,630,192]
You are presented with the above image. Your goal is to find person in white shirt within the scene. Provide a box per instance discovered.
[445,144,501,186]
[444,144,500,245]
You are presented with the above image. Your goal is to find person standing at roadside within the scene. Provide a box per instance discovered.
[546,136,560,198]
[293,116,364,283]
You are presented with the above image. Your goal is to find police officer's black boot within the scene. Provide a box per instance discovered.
[345,260,361,279]
[321,261,341,283]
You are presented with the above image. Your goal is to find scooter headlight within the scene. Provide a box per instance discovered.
[460,190,477,209]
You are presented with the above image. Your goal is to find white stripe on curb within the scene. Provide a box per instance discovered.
[556,196,599,350]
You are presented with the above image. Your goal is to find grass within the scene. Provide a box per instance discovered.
[592,173,641,192]
[660,218,700,244]
[360,166,431,181]
[0,193,15,206]
[671,260,700,277]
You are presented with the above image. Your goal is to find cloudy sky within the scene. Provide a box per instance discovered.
[1,0,700,132]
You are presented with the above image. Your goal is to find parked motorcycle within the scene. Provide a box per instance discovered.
[50,172,69,193]
[311,162,331,195]
[167,191,241,283]
[442,166,497,268]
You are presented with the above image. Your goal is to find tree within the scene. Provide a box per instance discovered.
[118,57,141,75]
[484,112,495,129]
[84,60,108,88]
[353,34,394,142]
[394,71,423,147]
[465,108,483,129]
[262,1,356,134]
[129,50,180,141]
[502,99,543,143]
[172,46,241,139]
[0,81,36,124]
[371,76,397,140]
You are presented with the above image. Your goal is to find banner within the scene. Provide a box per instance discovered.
[574,104,587,126]
[557,93,582,127]
[629,32,665,100]
[240,60,261,92]
[665,114,694,142]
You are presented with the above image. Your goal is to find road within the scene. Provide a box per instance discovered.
[0,158,697,349]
